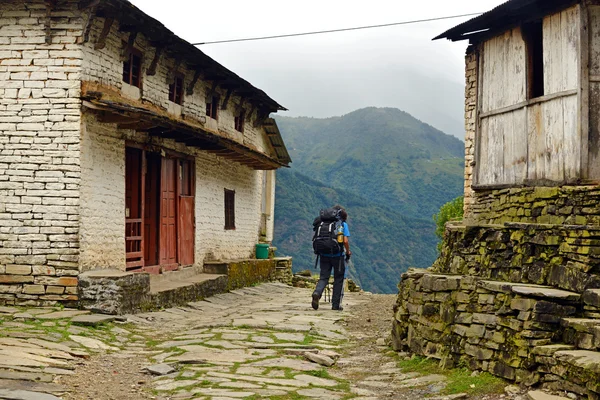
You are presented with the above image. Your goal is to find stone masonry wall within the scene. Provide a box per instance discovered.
[79,113,125,271]
[78,116,269,271]
[0,0,83,306]
[393,271,578,384]
[467,186,600,226]
[435,223,600,293]
[80,16,272,155]
[463,49,478,217]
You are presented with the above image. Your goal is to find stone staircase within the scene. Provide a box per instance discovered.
[393,270,600,398]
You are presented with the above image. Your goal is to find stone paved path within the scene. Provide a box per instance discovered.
[0,283,477,400]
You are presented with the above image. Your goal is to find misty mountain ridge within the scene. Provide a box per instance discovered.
[273,107,465,293]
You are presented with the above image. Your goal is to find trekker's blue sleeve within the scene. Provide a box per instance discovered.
[343,222,350,237]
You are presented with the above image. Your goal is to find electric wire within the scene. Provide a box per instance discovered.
[191,12,483,46]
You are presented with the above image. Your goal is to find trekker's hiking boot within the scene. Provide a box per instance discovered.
[332,305,343,311]
[311,293,320,310]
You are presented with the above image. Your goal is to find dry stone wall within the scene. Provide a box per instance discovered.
[0,0,83,306]
[467,186,600,226]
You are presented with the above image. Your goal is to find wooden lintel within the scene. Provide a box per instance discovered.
[118,122,157,131]
[146,47,163,76]
[186,70,202,96]
[121,31,138,61]
[94,18,114,50]
[98,112,135,124]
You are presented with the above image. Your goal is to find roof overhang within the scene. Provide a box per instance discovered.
[81,84,289,170]
[434,0,579,43]
[80,0,286,114]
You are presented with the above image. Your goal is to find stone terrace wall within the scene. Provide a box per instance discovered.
[0,0,83,306]
[468,186,600,225]
[435,223,600,294]
[393,272,578,384]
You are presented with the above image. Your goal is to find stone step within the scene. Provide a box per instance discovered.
[527,390,571,400]
[561,318,600,350]
[149,273,228,310]
[536,349,600,396]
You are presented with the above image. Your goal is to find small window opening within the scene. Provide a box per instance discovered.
[169,75,184,105]
[123,50,142,88]
[234,109,245,133]
[206,95,220,120]
[523,20,544,99]
[224,189,235,230]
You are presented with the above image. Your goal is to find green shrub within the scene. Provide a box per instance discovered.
[433,196,464,251]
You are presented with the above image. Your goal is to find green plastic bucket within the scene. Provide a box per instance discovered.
[255,243,269,259]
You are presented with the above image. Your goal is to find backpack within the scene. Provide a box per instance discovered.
[312,208,343,256]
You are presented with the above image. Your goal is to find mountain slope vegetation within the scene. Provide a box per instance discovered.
[273,107,465,293]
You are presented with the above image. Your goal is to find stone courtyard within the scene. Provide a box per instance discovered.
[0,282,517,400]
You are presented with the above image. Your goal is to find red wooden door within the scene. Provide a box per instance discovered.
[160,157,178,271]
[144,153,161,271]
[179,196,194,266]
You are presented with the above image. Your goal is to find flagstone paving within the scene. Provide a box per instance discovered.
[0,282,490,399]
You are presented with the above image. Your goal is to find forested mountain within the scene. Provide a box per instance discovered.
[273,107,465,293]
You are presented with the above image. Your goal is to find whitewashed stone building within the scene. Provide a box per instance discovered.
[0,0,291,306]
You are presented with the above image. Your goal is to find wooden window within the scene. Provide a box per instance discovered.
[234,109,245,133]
[123,50,142,88]
[206,95,219,120]
[523,21,544,99]
[224,189,235,230]
[169,75,184,105]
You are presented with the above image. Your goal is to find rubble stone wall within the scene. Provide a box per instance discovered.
[435,223,600,293]
[393,272,576,382]
[0,0,83,306]
[467,186,600,226]
[463,50,478,217]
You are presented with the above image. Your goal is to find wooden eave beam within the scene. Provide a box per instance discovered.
[186,70,202,95]
[146,47,163,76]
[121,30,138,61]
[80,0,101,44]
[94,17,114,50]
[221,88,233,110]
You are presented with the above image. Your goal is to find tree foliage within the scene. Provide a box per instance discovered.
[433,196,464,251]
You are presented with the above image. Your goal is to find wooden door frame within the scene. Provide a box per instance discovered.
[177,159,196,267]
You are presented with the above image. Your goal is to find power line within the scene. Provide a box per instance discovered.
[192,12,482,46]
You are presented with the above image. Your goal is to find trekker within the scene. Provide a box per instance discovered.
[312,206,351,311]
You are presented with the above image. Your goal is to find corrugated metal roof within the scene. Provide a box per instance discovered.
[434,0,577,42]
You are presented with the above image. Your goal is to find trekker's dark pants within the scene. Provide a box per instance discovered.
[313,255,345,309]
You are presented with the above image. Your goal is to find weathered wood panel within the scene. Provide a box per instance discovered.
[543,6,579,95]
[563,95,579,180]
[543,97,565,181]
[503,109,528,185]
[482,28,526,113]
[478,94,578,186]
[527,103,544,181]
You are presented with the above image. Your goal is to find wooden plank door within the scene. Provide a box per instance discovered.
[125,148,144,271]
[178,160,195,266]
[143,152,161,273]
[160,157,178,271]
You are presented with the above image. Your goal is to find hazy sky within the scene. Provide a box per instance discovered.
[129,0,506,138]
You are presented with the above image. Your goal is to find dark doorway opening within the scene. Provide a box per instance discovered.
[125,146,195,274]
